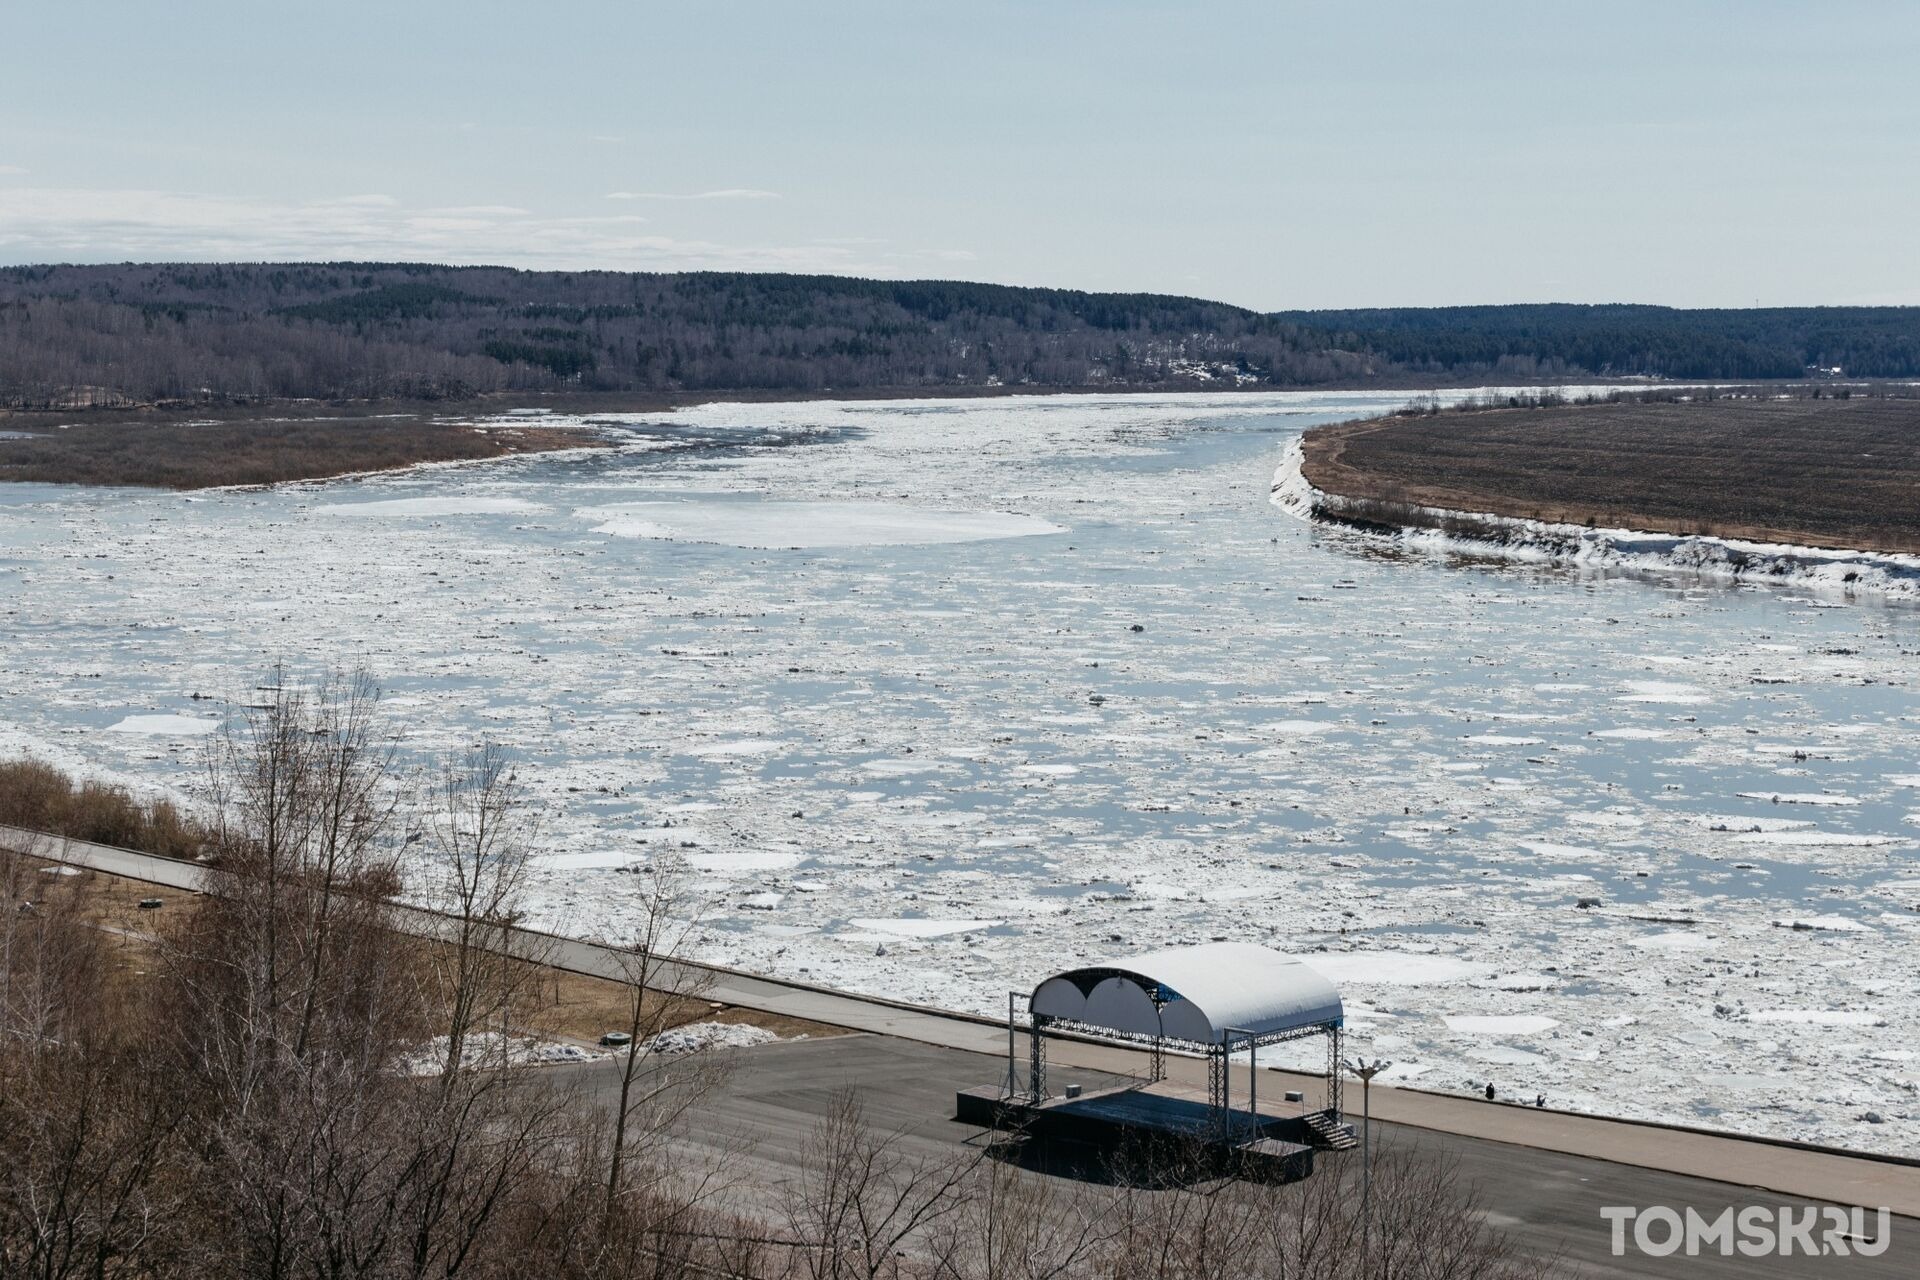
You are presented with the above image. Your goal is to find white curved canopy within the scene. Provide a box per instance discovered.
[1030,943,1342,1046]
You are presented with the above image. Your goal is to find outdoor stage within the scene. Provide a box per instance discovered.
[971,941,1356,1182]
[956,1079,1319,1183]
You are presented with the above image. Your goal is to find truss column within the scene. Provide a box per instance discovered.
[1247,1033,1258,1141]
[1208,1045,1229,1140]
[1006,992,1020,1098]
[1028,1012,1050,1102]
[1327,1024,1344,1122]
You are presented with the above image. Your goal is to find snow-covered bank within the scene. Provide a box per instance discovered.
[1272,436,1920,603]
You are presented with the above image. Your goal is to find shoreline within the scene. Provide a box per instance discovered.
[0,417,614,493]
[10,377,1910,493]
[0,373,1675,428]
[1,379,1619,493]
[1272,435,1920,603]
[10,822,1919,1210]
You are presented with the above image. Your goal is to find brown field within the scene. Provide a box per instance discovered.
[0,415,604,488]
[1300,395,1920,555]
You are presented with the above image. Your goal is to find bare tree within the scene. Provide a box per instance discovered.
[163,668,422,1280]
[785,1091,984,1280]
[420,740,545,1080]
[601,855,723,1226]
[0,845,104,1052]
[924,1154,1112,1280]
[396,740,574,1280]
[0,848,186,1280]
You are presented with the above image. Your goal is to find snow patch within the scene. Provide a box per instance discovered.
[645,1021,782,1054]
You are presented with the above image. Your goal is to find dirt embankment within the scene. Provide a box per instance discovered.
[0,416,605,489]
[1299,396,1920,556]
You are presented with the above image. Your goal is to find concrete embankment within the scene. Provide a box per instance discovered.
[5,821,1917,1218]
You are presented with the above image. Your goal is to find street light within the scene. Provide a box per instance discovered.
[1343,1057,1393,1263]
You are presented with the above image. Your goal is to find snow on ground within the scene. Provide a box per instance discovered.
[644,1021,782,1054]
[3,388,1918,1154]
[401,1032,599,1075]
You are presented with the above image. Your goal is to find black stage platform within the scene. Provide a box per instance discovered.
[956,1082,1317,1182]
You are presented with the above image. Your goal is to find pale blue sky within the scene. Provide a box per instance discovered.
[2,1,1915,308]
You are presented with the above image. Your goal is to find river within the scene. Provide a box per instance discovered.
[2,389,1913,1151]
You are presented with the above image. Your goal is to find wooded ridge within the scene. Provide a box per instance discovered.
[3,262,1914,408]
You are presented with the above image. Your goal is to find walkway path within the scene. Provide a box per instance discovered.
[6,823,1914,1219]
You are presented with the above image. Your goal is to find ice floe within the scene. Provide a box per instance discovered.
[105,714,221,736]
[1442,1014,1561,1035]
[317,496,544,517]
[581,499,1065,548]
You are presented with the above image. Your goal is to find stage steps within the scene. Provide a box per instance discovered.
[1304,1111,1359,1150]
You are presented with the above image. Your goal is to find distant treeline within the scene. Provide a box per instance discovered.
[1275,303,1920,381]
[1,262,1915,408]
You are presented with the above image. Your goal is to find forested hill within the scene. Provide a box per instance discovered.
[1276,304,1920,381]
[0,264,1370,406]
[2,263,1915,409]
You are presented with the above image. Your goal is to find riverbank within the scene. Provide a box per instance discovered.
[1280,394,1920,600]
[10,821,1918,1223]
[1297,394,1920,555]
[0,413,610,489]
[0,378,1637,491]
[1274,435,1920,602]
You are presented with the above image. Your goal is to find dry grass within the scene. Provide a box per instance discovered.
[7,849,847,1048]
[0,416,602,489]
[6,857,186,1006]
[0,757,205,857]
[1301,394,1920,554]
[511,953,846,1045]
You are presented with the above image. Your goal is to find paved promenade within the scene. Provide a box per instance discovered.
[7,822,1915,1224]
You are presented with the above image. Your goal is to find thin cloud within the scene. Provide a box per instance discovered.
[604,188,782,201]
[0,165,28,176]
[0,186,904,276]
[421,204,533,217]
[886,248,978,263]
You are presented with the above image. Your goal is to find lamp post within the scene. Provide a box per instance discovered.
[1343,1057,1392,1264]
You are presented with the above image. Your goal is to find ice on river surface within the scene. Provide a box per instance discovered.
[581,499,1066,547]
[2,388,1916,1152]
[104,713,222,736]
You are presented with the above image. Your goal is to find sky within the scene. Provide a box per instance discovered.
[2,0,1917,310]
